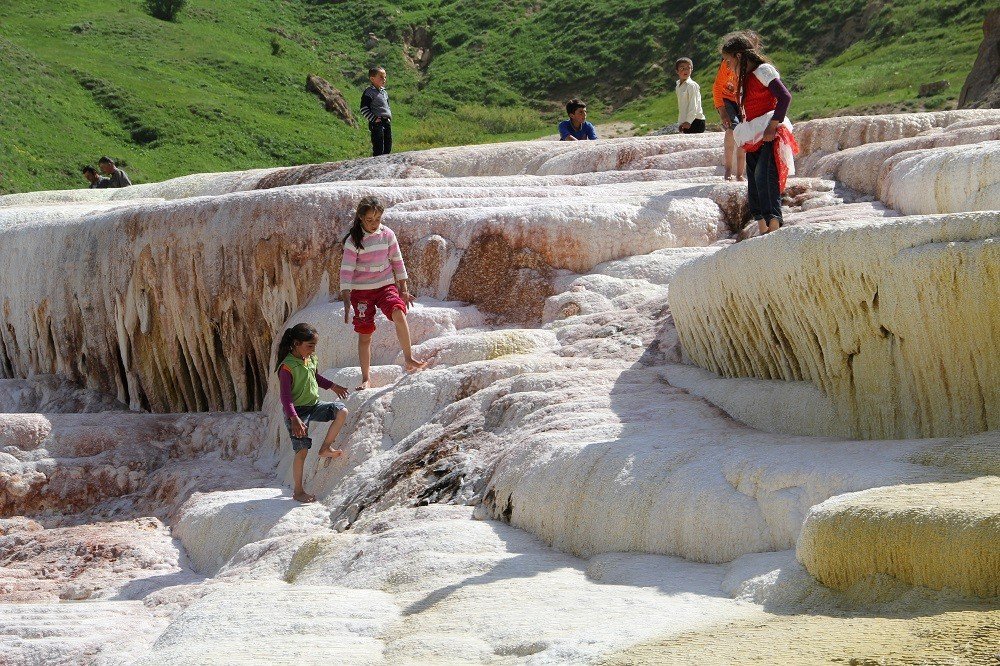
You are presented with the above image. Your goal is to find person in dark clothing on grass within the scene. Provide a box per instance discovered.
[360,67,392,157]
[98,156,132,188]
[82,165,111,189]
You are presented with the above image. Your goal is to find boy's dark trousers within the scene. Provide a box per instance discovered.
[680,118,706,134]
[369,118,392,157]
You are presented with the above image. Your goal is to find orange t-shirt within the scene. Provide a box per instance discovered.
[712,61,738,108]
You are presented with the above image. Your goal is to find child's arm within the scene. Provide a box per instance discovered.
[691,81,705,123]
[360,88,377,123]
[278,366,307,436]
[763,79,792,141]
[340,241,358,323]
[387,229,409,286]
[676,85,690,130]
[586,123,597,140]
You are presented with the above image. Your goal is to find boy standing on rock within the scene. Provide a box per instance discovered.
[360,67,392,157]
[675,58,706,134]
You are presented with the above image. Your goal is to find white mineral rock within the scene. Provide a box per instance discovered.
[670,212,1000,439]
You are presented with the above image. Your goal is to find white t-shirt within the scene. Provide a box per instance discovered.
[676,79,706,125]
[753,64,781,86]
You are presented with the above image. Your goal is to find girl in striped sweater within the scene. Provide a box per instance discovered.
[340,197,426,389]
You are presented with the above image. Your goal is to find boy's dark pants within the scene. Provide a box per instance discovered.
[370,119,392,156]
[746,141,783,224]
[680,119,706,134]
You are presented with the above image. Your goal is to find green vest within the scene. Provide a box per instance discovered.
[281,353,320,407]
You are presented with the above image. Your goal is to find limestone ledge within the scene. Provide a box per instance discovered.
[797,477,1000,597]
[794,109,1000,174]
[0,412,267,518]
[0,180,720,412]
[802,122,1000,214]
[670,211,1000,439]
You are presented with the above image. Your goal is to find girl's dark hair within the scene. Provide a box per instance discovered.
[720,31,769,106]
[343,196,385,251]
[275,322,318,371]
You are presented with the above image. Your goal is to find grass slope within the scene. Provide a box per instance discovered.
[0,0,991,193]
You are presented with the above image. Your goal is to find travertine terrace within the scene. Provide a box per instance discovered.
[1,109,998,664]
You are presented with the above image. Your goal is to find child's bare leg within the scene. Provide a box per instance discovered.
[737,147,746,180]
[292,448,315,502]
[392,308,426,372]
[767,219,781,233]
[723,129,735,180]
[317,409,348,458]
[357,334,372,390]
[757,219,769,235]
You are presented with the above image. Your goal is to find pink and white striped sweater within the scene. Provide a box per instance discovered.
[339,225,408,291]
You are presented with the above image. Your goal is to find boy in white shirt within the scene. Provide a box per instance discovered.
[675,57,706,134]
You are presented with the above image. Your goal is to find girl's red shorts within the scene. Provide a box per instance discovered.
[350,285,407,334]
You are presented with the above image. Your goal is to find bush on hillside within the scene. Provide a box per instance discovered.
[456,105,545,134]
[145,0,186,21]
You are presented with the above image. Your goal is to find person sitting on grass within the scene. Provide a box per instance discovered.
[558,99,598,141]
[675,57,706,134]
[82,165,111,189]
[98,156,132,188]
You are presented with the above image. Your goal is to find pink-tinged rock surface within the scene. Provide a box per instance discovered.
[0,110,998,664]
[0,517,197,603]
[1,412,268,517]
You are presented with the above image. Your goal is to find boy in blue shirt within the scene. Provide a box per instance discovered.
[558,99,598,141]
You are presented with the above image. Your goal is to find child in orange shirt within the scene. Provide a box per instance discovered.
[712,59,744,181]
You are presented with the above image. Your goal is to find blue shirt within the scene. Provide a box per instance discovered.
[558,120,597,141]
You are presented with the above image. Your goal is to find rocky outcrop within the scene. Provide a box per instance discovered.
[0,376,125,413]
[794,109,997,175]
[670,211,1000,440]
[0,412,268,518]
[0,156,723,412]
[958,9,1000,109]
[306,74,357,127]
[0,517,193,602]
[1,110,999,663]
[797,478,1000,597]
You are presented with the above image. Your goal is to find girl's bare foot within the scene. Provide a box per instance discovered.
[724,171,733,181]
[736,175,746,181]
[356,378,371,391]
[317,446,344,459]
[404,357,427,373]
[293,491,316,503]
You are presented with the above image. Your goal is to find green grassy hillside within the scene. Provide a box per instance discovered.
[0,0,991,193]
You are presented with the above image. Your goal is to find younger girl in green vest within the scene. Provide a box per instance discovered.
[276,322,350,503]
